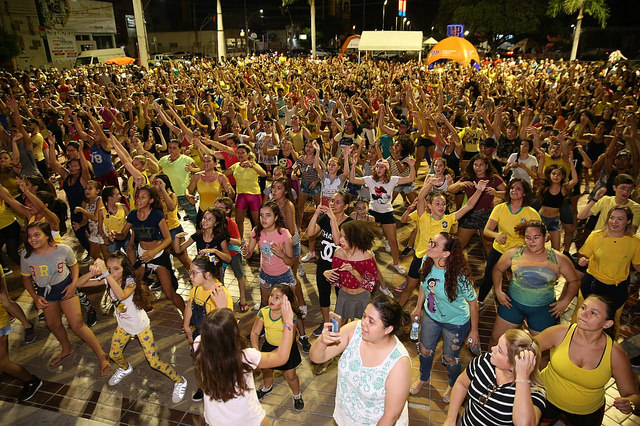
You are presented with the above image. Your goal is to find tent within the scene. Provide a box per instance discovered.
[423,37,438,46]
[357,31,424,62]
[105,57,136,65]
[426,36,480,69]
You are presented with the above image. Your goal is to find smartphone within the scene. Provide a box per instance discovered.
[329,312,342,332]
[321,196,330,207]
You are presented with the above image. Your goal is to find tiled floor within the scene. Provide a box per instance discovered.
[1,180,639,425]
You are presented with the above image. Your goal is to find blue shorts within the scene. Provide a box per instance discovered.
[35,275,76,302]
[300,180,321,196]
[497,295,557,332]
[169,225,185,241]
[259,269,296,289]
[293,242,301,258]
[0,324,11,337]
[108,235,131,253]
[540,214,562,232]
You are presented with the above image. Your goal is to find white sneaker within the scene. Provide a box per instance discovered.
[108,364,133,386]
[253,302,262,311]
[299,305,308,319]
[384,240,391,253]
[393,264,406,275]
[172,376,188,403]
[379,286,393,297]
[301,252,316,262]
[298,264,306,276]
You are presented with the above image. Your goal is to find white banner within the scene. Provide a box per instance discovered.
[47,30,77,62]
[37,0,116,33]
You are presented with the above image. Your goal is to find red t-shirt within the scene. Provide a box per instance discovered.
[331,256,378,292]
[226,217,240,256]
[222,149,239,186]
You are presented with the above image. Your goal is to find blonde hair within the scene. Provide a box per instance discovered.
[504,329,544,390]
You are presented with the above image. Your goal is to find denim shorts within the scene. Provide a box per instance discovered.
[458,209,491,230]
[497,294,557,332]
[292,242,301,258]
[226,254,245,279]
[258,269,296,289]
[0,324,11,336]
[540,214,562,232]
[108,235,130,253]
[35,275,76,302]
[300,180,321,196]
[169,225,185,241]
[395,183,415,194]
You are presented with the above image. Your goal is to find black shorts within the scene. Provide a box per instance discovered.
[35,275,76,302]
[542,399,605,426]
[416,136,434,149]
[261,339,301,371]
[458,209,491,230]
[369,209,395,225]
[408,255,423,279]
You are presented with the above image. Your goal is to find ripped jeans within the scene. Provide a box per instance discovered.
[418,312,470,386]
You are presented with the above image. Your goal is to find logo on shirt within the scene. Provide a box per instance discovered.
[372,186,390,205]
[442,221,448,229]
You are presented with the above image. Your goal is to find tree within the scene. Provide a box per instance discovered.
[282,0,316,57]
[451,0,545,54]
[547,0,610,60]
[0,28,21,66]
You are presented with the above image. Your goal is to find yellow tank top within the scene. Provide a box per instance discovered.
[102,203,127,233]
[0,268,9,328]
[163,199,181,230]
[197,175,223,212]
[290,129,305,153]
[540,323,612,414]
[0,200,17,229]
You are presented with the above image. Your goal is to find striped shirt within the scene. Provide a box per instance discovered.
[461,353,546,425]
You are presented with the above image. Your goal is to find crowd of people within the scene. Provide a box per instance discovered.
[0,53,640,425]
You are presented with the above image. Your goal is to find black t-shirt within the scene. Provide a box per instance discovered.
[191,232,225,264]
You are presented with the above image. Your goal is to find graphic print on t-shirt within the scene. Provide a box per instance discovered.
[372,186,390,205]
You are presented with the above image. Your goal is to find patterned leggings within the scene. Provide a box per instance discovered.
[110,325,181,382]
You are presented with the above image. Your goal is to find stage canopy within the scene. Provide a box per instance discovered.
[357,31,423,62]
[426,36,480,69]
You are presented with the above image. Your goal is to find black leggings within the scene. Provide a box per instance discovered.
[580,273,629,311]
[542,399,605,426]
[316,260,339,308]
[478,248,503,303]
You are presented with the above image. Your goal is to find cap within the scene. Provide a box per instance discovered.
[617,149,631,158]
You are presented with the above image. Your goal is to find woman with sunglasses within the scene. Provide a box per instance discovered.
[409,233,479,403]
[444,329,546,426]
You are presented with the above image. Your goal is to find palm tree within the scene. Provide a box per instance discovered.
[282,0,316,57]
[547,0,610,61]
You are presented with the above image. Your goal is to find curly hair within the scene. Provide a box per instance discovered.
[107,252,152,310]
[463,153,497,180]
[418,233,472,302]
[254,201,286,239]
[194,308,252,401]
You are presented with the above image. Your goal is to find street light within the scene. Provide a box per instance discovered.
[407,20,411,30]
[243,4,264,54]
[382,0,387,31]
[403,17,407,31]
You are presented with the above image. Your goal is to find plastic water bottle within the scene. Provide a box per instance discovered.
[410,317,420,341]
[469,338,482,356]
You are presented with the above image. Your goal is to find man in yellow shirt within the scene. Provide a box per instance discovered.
[578,174,640,234]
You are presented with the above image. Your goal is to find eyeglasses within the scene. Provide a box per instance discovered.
[428,239,439,248]
[478,385,496,406]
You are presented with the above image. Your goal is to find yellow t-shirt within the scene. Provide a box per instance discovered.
[409,211,457,258]
[488,203,541,253]
[591,196,640,231]
[102,203,127,233]
[257,306,297,347]
[0,267,9,328]
[543,153,570,181]
[580,230,640,284]
[31,133,45,161]
[231,162,262,195]
[0,200,18,229]
[128,171,149,210]
[188,284,232,314]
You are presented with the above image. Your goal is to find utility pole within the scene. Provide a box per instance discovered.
[131,0,149,68]
[217,0,226,59]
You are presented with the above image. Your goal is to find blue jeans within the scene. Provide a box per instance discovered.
[418,312,470,386]
[177,195,198,224]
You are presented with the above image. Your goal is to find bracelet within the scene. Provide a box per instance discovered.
[97,271,110,280]
[515,379,530,384]
[283,323,294,331]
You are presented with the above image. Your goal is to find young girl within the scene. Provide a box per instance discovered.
[397,180,487,307]
[293,140,323,228]
[350,198,375,222]
[99,185,130,253]
[347,145,416,274]
[75,180,109,261]
[242,201,296,312]
[250,284,304,411]
[536,162,579,250]
[19,221,110,376]
[154,174,192,269]
[184,256,233,401]
[76,254,187,402]
[176,208,232,283]
[194,301,295,425]
[214,197,249,312]
[323,220,379,321]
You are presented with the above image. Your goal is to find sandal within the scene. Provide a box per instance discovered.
[238,301,249,313]
[49,350,75,368]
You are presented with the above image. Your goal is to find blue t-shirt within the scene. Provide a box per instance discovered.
[90,143,115,177]
[421,266,476,325]
[126,209,164,241]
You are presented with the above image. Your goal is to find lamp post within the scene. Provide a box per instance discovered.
[403,17,407,31]
[407,20,411,30]
[382,0,387,30]
[243,6,263,55]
